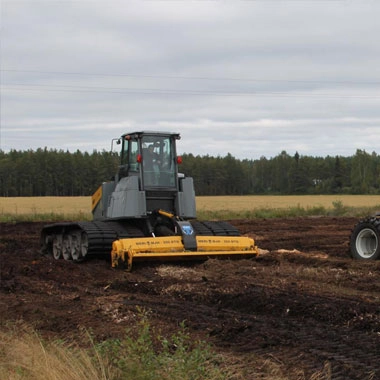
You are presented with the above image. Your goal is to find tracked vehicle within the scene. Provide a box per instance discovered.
[41,131,259,270]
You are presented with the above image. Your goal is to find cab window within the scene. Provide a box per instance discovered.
[142,136,176,187]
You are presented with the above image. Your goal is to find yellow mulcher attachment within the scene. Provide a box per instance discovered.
[111,232,259,271]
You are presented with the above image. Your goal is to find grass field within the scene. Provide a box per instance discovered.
[0,196,92,216]
[1,195,380,222]
[196,195,380,211]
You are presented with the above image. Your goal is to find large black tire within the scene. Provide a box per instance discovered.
[350,217,380,260]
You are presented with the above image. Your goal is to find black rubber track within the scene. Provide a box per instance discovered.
[41,220,145,257]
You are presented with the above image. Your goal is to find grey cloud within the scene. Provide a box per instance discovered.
[1,1,380,159]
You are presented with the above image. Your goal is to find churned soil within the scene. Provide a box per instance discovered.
[1,217,380,379]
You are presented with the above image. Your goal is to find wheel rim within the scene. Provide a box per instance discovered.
[71,231,82,261]
[62,234,72,260]
[52,235,62,259]
[80,232,88,259]
[356,228,378,258]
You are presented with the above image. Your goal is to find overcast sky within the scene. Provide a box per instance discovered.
[1,0,380,160]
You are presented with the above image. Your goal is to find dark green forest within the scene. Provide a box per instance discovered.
[1,148,379,196]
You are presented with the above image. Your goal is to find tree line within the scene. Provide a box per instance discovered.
[181,150,380,195]
[0,148,118,197]
[1,148,379,196]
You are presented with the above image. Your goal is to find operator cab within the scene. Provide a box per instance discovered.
[119,131,181,190]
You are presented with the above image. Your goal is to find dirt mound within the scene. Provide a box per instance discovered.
[1,217,380,379]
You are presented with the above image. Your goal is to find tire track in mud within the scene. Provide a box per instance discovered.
[108,266,380,380]
[118,294,380,379]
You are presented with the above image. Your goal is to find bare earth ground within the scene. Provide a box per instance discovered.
[1,217,380,379]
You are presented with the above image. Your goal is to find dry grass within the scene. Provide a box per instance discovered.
[0,324,112,380]
[196,195,380,211]
[0,321,229,380]
[1,195,379,218]
[0,197,92,216]
[0,324,306,380]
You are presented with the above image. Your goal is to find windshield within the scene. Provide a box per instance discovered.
[141,135,176,188]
